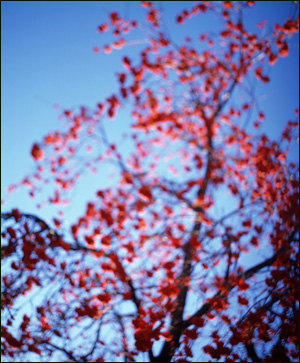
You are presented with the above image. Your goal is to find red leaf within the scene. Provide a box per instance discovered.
[185,328,198,340]
[5,333,22,348]
[64,110,72,117]
[177,15,184,24]
[139,186,152,202]
[11,208,22,222]
[238,295,249,306]
[104,45,112,54]
[255,67,270,83]
[122,56,131,70]
[97,293,111,303]
[100,209,114,226]
[163,261,175,270]
[191,316,204,327]
[237,279,250,291]
[269,53,278,66]
[98,23,109,33]
[85,236,94,245]
[31,143,44,161]
[242,220,251,228]
[224,1,233,9]
[279,42,289,57]
[134,329,153,352]
[7,227,17,239]
[110,12,121,25]
[118,73,126,84]
[28,345,42,355]
[141,2,152,9]
[101,235,111,246]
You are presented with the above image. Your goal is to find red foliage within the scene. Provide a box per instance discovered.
[138,185,152,202]
[98,23,109,33]
[2,2,299,363]
[31,143,44,161]
[134,328,154,352]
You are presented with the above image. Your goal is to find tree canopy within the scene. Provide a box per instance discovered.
[1,1,299,362]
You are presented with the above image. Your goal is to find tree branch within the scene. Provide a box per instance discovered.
[42,341,82,362]
[245,342,261,362]
[179,243,292,335]
[154,101,215,362]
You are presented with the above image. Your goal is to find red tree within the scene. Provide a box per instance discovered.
[1,2,299,362]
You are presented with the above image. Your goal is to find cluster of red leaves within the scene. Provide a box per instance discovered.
[96,10,137,54]
[202,331,232,360]
[176,2,208,24]
[75,304,98,318]
[132,308,165,352]
[2,323,42,358]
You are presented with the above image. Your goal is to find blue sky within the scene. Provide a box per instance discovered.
[1,1,299,224]
[1,2,299,362]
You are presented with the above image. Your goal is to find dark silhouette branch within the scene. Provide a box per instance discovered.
[42,341,82,362]
[153,73,241,363]
[245,342,261,362]
[182,247,286,331]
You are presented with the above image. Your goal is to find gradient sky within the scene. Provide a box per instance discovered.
[1,2,299,362]
[1,0,299,225]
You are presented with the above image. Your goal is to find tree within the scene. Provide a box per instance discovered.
[1,1,299,362]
